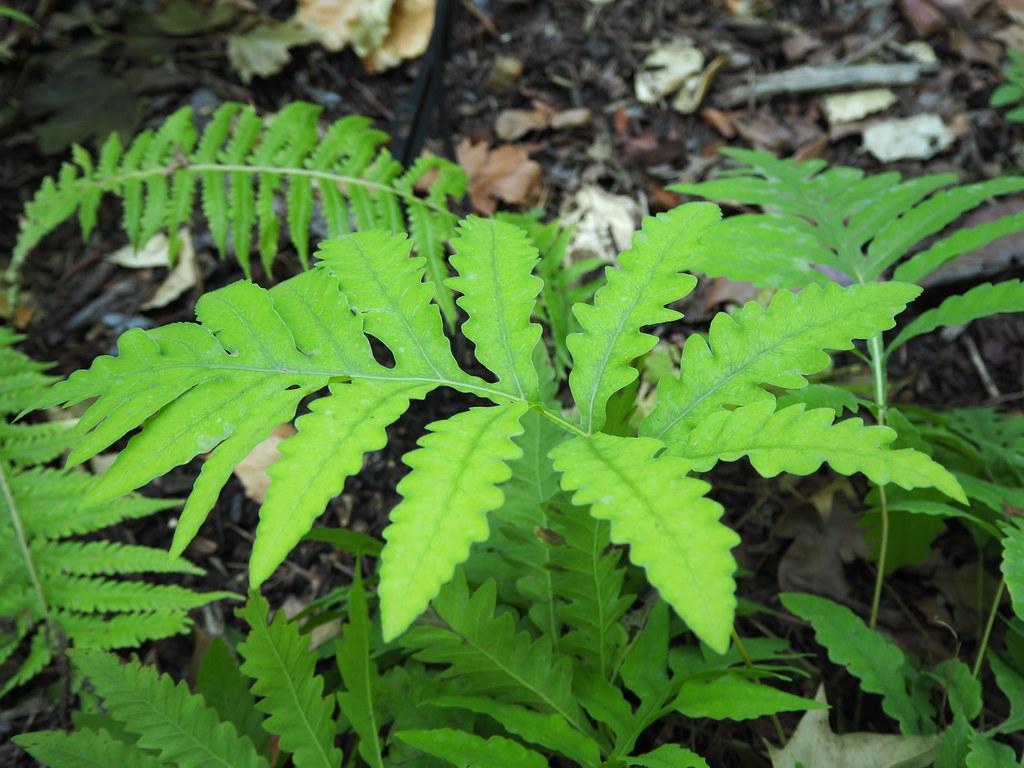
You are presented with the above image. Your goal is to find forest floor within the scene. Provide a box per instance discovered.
[1,0,1023,764]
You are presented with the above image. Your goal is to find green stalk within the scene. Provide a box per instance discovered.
[972,578,1005,679]
[866,333,890,630]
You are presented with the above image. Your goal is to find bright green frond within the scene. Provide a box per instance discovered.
[395,728,549,768]
[403,575,585,728]
[669,399,966,503]
[894,211,1024,285]
[251,380,428,587]
[551,433,739,654]
[448,216,544,399]
[14,727,163,768]
[673,673,826,720]
[71,649,269,768]
[379,403,527,641]
[887,280,1024,354]
[781,593,934,735]
[30,540,204,576]
[1002,519,1024,620]
[336,568,384,768]
[568,203,719,433]
[642,281,919,446]
[238,593,343,768]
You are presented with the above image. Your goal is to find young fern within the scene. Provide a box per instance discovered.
[0,329,226,698]
[8,101,466,322]
[14,592,341,768]
[36,203,963,657]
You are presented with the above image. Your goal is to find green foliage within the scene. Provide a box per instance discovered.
[37,200,962,657]
[991,48,1024,122]
[0,330,225,698]
[237,593,343,768]
[7,101,466,319]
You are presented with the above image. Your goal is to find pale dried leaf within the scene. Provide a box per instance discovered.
[559,185,639,261]
[295,0,370,51]
[634,40,704,103]
[233,424,297,504]
[494,102,555,141]
[141,230,199,310]
[363,0,434,73]
[226,20,319,83]
[863,114,954,162]
[822,88,897,125]
[108,232,172,269]
[769,686,941,768]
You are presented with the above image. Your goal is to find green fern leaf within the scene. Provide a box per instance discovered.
[71,649,269,768]
[404,575,586,730]
[887,280,1024,354]
[336,567,384,768]
[894,211,1024,285]
[430,695,603,768]
[251,380,427,586]
[669,398,966,503]
[629,744,710,768]
[1001,519,1024,621]
[989,654,1024,735]
[642,281,919,445]
[673,673,826,720]
[379,403,527,641]
[54,612,192,650]
[14,727,163,768]
[395,728,549,768]
[8,101,465,296]
[29,540,203,576]
[966,731,1018,767]
[237,593,343,768]
[781,593,934,734]
[448,216,544,399]
[551,433,739,654]
[196,637,269,757]
[568,203,718,433]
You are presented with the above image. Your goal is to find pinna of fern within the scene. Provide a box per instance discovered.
[36,203,966,657]
[6,100,467,323]
[0,328,231,699]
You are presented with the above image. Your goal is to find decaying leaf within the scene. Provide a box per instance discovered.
[363,0,435,73]
[233,424,298,504]
[635,40,704,104]
[672,54,728,114]
[141,230,200,310]
[822,88,897,125]
[108,233,174,269]
[494,101,592,140]
[863,114,955,162]
[227,20,319,83]
[559,185,639,262]
[455,138,543,214]
[769,686,942,768]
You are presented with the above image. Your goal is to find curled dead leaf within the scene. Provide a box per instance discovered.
[455,138,543,214]
[233,423,297,504]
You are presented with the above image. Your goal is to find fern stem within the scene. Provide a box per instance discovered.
[0,459,55,637]
[92,162,456,219]
[731,628,786,744]
[866,332,890,631]
[972,577,1004,679]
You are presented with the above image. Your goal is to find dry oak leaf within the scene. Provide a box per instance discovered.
[455,138,542,214]
[233,423,297,504]
[363,0,434,73]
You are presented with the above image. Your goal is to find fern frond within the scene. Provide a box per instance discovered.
[1002,519,1024,621]
[395,728,549,768]
[673,149,1024,284]
[567,203,718,433]
[196,637,269,758]
[7,102,465,288]
[379,403,527,641]
[548,502,633,679]
[237,593,344,768]
[781,593,935,734]
[0,420,75,466]
[404,575,587,731]
[336,568,384,768]
[887,280,1024,354]
[630,744,709,767]
[14,727,163,768]
[551,433,739,654]
[669,398,966,503]
[641,281,919,445]
[430,695,603,768]
[72,649,269,768]
[1,334,220,698]
[448,217,544,399]
[673,673,826,720]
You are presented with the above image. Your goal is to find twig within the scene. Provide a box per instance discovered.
[716,62,937,106]
[963,335,1002,400]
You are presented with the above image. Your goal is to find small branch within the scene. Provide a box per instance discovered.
[716,62,937,106]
